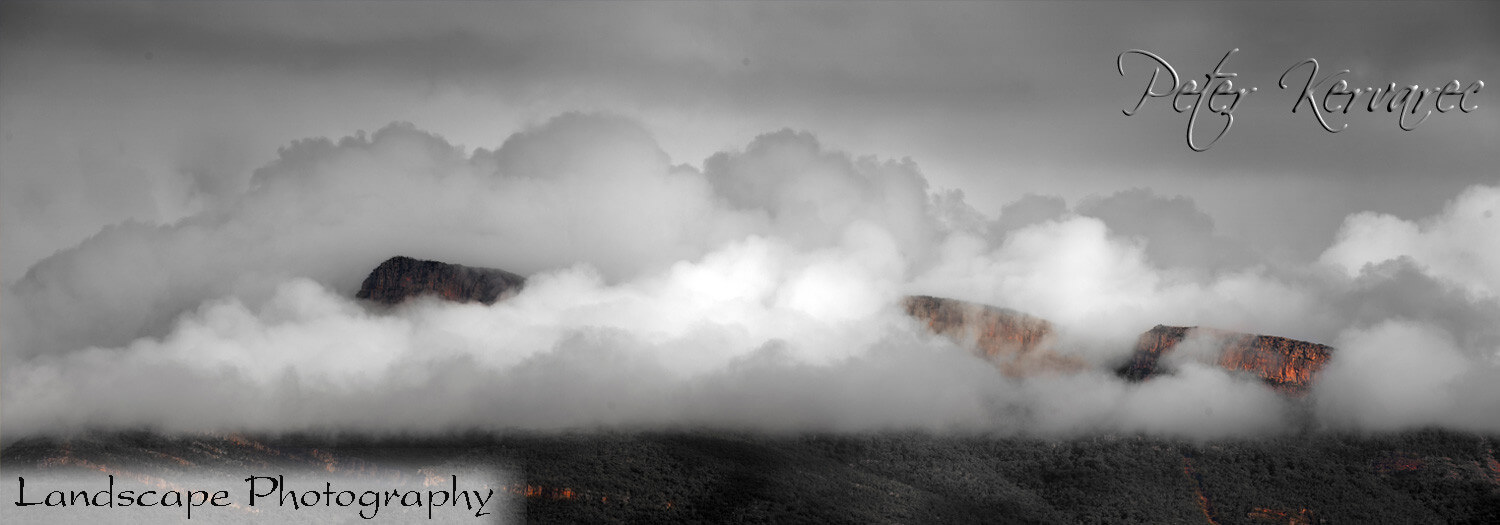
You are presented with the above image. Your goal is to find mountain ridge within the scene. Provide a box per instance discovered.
[354,257,1334,393]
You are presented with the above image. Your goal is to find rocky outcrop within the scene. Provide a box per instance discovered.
[1116,325,1334,395]
[355,256,525,305]
[1117,325,1194,382]
[349,256,1334,393]
[901,295,1085,376]
[901,295,1335,393]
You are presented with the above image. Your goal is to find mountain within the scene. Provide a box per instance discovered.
[352,257,1334,392]
[900,295,1335,393]
[1116,325,1334,396]
[901,295,1085,376]
[355,255,525,305]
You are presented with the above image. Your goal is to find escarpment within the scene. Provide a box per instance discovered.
[1116,325,1334,395]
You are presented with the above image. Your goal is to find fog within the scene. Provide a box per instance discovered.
[3,114,1498,439]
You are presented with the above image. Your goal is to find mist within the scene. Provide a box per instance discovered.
[3,113,1497,439]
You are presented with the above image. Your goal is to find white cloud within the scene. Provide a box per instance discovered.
[1314,320,1479,431]
[1321,184,1500,299]
[4,113,1498,439]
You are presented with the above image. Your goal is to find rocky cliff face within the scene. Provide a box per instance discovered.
[1116,325,1334,395]
[901,295,1085,376]
[355,256,526,305]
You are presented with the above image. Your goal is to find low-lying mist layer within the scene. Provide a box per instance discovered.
[4,113,1498,438]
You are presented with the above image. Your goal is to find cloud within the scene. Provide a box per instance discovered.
[1313,320,1497,432]
[703,129,941,264]
[3,113,1498,439]
[4,116,734,360]
[910,214,1322,360]
[1,238,1002,435]
[1326,259,1500,353]
[1298,186,1500,433]
[917,217,1163,344]
[1,114,983,435]
[1309,224,1500,433]
[987,193,1067,240]
[1321,184,1500,299]
[1,256,1294,438]
[1076,188,1254,272]
[1014,365,1290,439]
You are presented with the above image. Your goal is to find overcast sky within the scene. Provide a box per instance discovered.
[3,1,1495,283]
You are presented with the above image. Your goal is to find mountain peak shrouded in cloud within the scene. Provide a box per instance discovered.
[2,112,1498,439]
[1116,325,1333,396]
[901,294,1085,377]
[356,256,526,305]
[345,256,1338,400]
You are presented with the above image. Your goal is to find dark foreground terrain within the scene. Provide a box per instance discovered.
[4,430,1499,524]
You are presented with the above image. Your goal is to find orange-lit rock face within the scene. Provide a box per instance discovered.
[901,295,1084,376]
[356,256,526,305]
[1117,325,1334,395]
[1218,334,1332,394]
